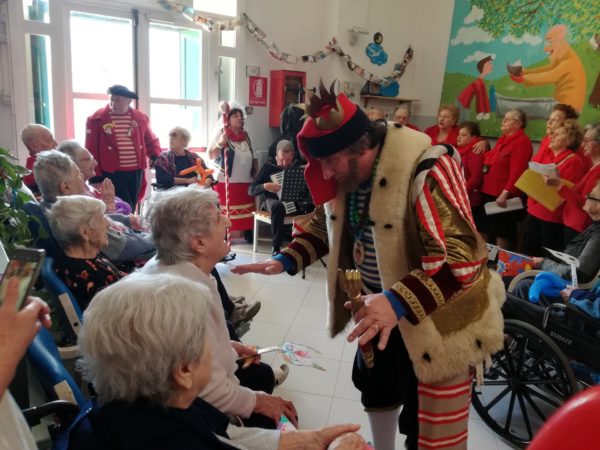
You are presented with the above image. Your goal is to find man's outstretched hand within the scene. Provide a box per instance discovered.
[231,259,284,275]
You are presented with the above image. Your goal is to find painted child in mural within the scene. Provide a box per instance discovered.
[507,24,587,111]
[456,55,494,122]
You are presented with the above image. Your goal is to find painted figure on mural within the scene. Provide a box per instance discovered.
[457,55,494,122]
[507,24,587,111]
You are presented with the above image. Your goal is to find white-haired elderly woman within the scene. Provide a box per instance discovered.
[142,186,294,430]
[58,139,132,215]
[47,195,123,312]
[75,273,364,450]
[153,126,215,189]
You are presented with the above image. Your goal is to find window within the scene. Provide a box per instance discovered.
[218,56,235,103]
[25,34,53,128]
[148,23,204,147]
[70,12,133,94]
[220,30,236,48]
[23,0,49,23]
[69,11,134,142]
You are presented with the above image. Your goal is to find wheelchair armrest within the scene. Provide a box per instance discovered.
[507,270,542,294]
[22,400,79,426]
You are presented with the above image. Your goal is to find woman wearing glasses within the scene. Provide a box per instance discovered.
[154,127,216,190]
[480,108,533,248]
[546,123,600,246]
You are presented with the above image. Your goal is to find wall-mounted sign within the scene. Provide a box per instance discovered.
[249,76,267,106]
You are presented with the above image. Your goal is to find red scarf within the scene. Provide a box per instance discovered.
[224,126,247,143]
[484,128,526,166]
[457,137,480,158]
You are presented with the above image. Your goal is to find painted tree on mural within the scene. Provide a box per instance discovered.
[471,0,598,41]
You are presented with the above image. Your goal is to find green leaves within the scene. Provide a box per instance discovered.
[0,146,35,251]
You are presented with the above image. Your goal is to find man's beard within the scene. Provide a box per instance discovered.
[340,158,361,192]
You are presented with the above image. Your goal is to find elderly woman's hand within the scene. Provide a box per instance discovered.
[544,175,563,188]
[279,424,364,450]
[327,430,367,450]
[231,259,284,276]
[100,178,117,212]
[254,393,298,428]
[471,140,488,155]
[495,190,509,208]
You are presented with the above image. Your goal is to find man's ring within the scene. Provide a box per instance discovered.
[372,323,379,332]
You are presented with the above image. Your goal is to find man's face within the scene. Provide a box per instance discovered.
[393,109,409,125]
[109,95,132,114]
[31,128,57,154]
[74,147,98,181]
[318,150,362,192]
[276,151,294,169]
[583,185,600,221]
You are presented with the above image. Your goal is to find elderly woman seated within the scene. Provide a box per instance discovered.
[153,126,215,189]
[75,273,365,450]
[511,180,600,303]
[141,186,291,429]
[58,139,132,215]
[47,195,124,312]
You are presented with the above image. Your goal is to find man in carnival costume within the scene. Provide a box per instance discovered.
[86,85,162,211]
[233,82,505,450]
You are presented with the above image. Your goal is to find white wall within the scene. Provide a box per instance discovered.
[0,0,457,160]
[241,0,455,147]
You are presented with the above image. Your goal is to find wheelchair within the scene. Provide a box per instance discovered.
[472,277,600,448]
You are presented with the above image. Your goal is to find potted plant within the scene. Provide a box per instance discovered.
[0,146,35,252]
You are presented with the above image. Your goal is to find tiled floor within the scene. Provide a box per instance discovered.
[220,242,517,449]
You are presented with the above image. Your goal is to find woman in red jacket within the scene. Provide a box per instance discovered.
[521,119,585,255]
[456,121,485,229]
[481,108,533,248]
[424,104,460,146]
[546,123,600,246]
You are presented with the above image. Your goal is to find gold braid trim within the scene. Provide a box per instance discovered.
[293,237,318,265]
[411,269,445,308]
[281,247,304,271]
[392,281,427,322]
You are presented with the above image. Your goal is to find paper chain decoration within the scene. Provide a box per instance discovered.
[158,0,413,87]
[179,159,214,185]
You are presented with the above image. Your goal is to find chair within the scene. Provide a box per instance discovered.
[39,257,84,359]
[23,201,65,259]
[252,210,294,253]
[508,266,600,293]
[24,327,91,447]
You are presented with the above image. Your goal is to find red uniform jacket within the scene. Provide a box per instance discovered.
[424,125,459,146]
[481,129,533,197]
[457,138,484,207]
[85,105,161,175]
[527,148,585,223]
[560,164,600,232]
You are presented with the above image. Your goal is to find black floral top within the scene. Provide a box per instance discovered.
[54,255,125,311]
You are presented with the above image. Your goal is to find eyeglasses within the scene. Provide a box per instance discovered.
[77,157,93,162]
[586,194,600,202]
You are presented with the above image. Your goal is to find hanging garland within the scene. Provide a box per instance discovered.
[158,0,413,87]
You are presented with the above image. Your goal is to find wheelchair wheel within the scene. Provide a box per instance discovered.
[472,319,578,448]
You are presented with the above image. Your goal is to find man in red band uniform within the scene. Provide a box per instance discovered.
[20,123,58,195]
[85,85,161,211]
[233,84,505,450]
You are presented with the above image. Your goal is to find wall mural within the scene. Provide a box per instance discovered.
[441,0,600,140]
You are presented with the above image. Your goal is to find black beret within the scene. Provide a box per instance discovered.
[107,85,138,100]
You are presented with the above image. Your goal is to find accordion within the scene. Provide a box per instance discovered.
[270,167,310,214]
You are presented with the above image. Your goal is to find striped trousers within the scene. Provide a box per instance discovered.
[417,370,473,450]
